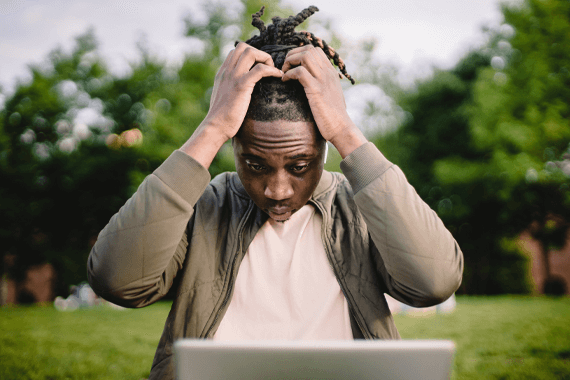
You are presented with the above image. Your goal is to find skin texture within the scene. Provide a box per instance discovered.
[233,118,326,222]
[179,42,368,221]
[281,45,367,155]
[180,43,283,168]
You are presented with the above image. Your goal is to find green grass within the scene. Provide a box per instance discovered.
[394,296,570,380]
[0,302,170,380]
[1,296,569,379]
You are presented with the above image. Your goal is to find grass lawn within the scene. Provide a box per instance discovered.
[394,296,570,380]
[1,296,569,379]
[0,302,170,380]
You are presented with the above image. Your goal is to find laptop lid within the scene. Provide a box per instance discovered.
[174,339,455,380]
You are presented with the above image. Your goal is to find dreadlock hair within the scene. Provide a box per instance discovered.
[237,5,354,124]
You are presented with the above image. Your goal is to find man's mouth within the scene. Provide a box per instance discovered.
[267,207,293,221]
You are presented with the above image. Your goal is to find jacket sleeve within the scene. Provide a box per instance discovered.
[340,142,463,307]
[87,150,211,308]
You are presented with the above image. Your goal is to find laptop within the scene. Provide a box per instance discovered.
[174,339,455,380]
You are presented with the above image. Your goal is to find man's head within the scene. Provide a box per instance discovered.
[233,5,352,222]
[233,117,325,222]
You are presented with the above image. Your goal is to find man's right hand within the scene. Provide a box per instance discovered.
[180,43,283,169]
[206,42,283,140]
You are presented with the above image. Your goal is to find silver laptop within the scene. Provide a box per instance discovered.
[174,339,455,380]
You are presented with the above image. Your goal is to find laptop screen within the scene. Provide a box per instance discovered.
[175,339,455,380]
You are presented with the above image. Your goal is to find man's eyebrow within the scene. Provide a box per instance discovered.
[287,153,317,160]
[240,153,317,160]
[241,153,264,161]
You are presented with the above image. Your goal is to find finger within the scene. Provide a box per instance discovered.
[282,66,318,90]
[235,45,275,74]
[218,49,235,74]
[314,46,332,64]
[307,46,336,73]
[285,44,315,57]
[314,46,342,78]
[282,49,323,76]
[225,47,236,61]
[225,42,255,70]
[228,42,250,67]
[242,63,283,86]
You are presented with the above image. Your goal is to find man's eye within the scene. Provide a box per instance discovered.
[291,164,308,173]
[247,163,265,172]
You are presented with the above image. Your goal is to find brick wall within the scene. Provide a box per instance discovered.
[3,263,56,304]
[519,229,570,295]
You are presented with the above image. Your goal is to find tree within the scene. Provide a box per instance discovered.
[1,0,412,301]
[128,0,298,179]
[450,0,570,294]
[375,0,570,294]
[0,30,147,299]
[0,0,300,302]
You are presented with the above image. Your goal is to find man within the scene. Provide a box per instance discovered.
[88,6,463,379]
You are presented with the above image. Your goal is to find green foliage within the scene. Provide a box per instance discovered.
[0,0,298,298]
[8,0,568,299]
[467,0,570,180]
[376,0,570,294]
[0,29,145,293]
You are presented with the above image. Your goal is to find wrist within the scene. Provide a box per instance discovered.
[179,122,229,169]
[328,123,368,159]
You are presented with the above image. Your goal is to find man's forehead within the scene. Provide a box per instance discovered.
[240,149,318,160]
[235,119,323,158]
[239,118,319,140]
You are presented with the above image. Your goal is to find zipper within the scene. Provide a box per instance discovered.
[203,202,254,338]
[311,199,372,340]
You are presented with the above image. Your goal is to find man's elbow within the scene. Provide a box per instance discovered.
[424,274,462,306]
[87,248,119,296]
[86,251,152,309]
[418,258,463,307]
[87,270,158,309]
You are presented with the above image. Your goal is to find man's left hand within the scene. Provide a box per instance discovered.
[281,45,367,158]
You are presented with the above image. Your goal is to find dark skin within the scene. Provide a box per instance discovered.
[233,118,326,222]
[180,42,367,221]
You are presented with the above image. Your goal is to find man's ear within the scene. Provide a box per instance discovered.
[231,135,240,154]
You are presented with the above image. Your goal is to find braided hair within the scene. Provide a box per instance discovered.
[241,5,354,84]
[238,5,354,123]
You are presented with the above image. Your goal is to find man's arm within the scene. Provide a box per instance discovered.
[87,152,210,307]
[282,45,463,306]
[87,44,282,307]
[341,143,463,306]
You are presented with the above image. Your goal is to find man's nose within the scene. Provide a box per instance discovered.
[264,171,294,200]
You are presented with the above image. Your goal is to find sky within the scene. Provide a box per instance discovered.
[0,0,513,97]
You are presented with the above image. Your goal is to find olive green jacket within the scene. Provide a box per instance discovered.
[87,142,463,380]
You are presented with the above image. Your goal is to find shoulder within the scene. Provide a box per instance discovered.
[313,171,358,214]
[323,171,356,202]
[316,171,369,238]
[196,171,251,210]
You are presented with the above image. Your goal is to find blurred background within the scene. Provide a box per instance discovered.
[2,0,569,303]
[1,0,569,378]
[0,0,570,304]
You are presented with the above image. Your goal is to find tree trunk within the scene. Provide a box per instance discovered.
[538,237,551,294]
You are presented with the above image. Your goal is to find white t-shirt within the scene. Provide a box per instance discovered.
[213,204,353,340]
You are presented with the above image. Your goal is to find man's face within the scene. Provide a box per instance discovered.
[233,118,325,222]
